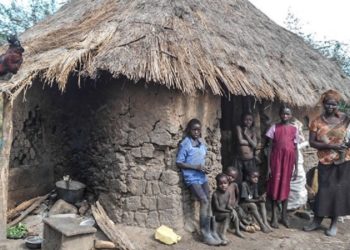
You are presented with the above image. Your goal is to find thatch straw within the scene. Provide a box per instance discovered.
[1,0,349,106]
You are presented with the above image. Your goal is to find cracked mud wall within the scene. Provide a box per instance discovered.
[8,78,222,228]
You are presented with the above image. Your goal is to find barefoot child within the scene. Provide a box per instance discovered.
[240,169,272,233]
[235,113,258,180]
[266,106,298,228]
[212,173,234,245]
[223,167,244,238]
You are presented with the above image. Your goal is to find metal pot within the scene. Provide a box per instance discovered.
[55,180,86,204]
[25,236,43,249]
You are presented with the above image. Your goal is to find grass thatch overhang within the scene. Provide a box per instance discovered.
[1,0,349,106]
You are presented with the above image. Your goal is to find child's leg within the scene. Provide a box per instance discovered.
[190,184,221,245]
[245,203,270,233]
[281,200,290,228]
[231,209,244,238]
[218,214,230,245]
[258,202,273,230]
[271,200,279,228]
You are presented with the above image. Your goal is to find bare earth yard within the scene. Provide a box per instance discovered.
[1,213,350,250]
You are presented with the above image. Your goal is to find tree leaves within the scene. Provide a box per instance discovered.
[284,10,350,77]
[0,0,66,45]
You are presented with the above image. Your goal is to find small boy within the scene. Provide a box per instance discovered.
[240,169,272,233]
[212,173,233,245]
[224,167,244,237]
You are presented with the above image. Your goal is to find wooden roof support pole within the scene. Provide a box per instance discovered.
[0,94,13,239]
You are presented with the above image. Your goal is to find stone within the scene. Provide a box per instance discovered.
[95,240,116,249]
[144,169,161,180]
[131,147,142,158]
[157,194,178,210]
[49,199,78,216]
[129,166,145,179]
[42,217,96,250]
[125,196,141,211]
[159,182,181,195]
[141,143,154,158]
[122,211,135,225]
[150,130,172,146]
[160,170,180,185]
[128,128,150,146]
[78,200,89,216]
[159,209,181,227]
[134,212,147,227]
[146,211,160,228]
[151,181,160,195]
[115,152,126,164]
[115,179,127,193]
[141,196,157,210]
[127,179,146,195]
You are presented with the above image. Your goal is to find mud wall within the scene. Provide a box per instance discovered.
[9,78,222,229]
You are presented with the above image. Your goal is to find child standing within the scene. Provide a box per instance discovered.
[266,106,298,228]
[235,113,258,181]
[223,167,244,238]
[176,119,221,246]
[212,173,233,245]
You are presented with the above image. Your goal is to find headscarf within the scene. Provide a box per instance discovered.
[320,89,342,104]
[319,89,342,117]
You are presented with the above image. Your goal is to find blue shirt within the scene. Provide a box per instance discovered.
[176,136,208,186]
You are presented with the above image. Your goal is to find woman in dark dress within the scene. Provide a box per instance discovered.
[304,89,350,236]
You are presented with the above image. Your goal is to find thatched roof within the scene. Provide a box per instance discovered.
[1,0,349,106]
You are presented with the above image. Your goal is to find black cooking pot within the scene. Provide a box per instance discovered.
[55,180,86,204]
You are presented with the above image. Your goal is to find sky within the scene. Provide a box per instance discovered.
[249,0,350,45]
[2,0,350,45]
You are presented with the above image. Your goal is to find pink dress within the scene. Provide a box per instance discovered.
[266,123,297,201]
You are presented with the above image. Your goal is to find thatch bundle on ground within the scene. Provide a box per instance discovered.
[1,0,350,239]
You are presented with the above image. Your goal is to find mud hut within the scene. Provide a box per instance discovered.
[1,0,350,238]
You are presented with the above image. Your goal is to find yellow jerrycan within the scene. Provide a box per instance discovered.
[155,225,181,245]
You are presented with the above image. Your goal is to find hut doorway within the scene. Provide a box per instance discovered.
[220,96,263,170]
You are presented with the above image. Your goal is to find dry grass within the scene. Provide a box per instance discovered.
[0,0,349,106]
[0,96,2,145]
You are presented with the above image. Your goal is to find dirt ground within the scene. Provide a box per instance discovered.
[124,214,350,250]
[1,214,350,250]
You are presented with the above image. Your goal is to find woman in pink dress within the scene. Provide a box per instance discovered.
[266,106,298,228]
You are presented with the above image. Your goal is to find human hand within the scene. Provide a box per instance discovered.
[332,143,347,151]
[266,169,271,180]
[292,168,298,181]
[259,196,266,202]
[243,127,249,137]
[196,164,206,172]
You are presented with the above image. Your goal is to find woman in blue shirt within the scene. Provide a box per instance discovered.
[176,119,221,246]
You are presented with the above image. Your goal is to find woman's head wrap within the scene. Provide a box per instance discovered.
[320,89,342,103]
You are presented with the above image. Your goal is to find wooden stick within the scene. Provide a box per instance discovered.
[8,194,49,227]
[7,196,41,222]
[91,201,137,250]
[117,35,146,47]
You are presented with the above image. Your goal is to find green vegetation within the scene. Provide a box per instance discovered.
[0,1,66,143]
[0,0,66,44]
[284,11,350,77]
[6,223,28,239]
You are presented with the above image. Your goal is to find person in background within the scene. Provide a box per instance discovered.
[287,118,308,210]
